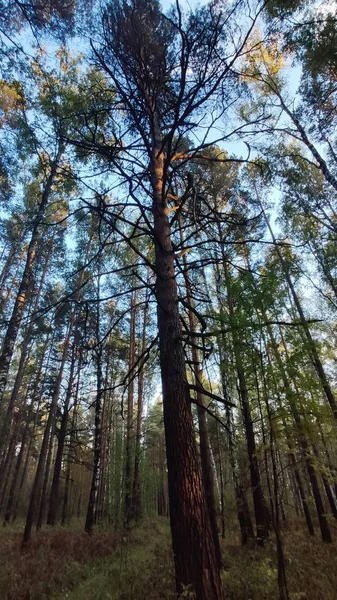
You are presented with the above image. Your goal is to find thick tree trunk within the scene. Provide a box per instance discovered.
[151,142,222,599]
[180,228,222,566]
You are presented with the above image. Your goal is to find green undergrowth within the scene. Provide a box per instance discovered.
[0,518,337,599]
[221,520,337,600]
[55,518,174,600]
[0,524,120,599]
[0,518,174,600]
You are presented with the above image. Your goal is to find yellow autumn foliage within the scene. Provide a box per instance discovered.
[240,30,286,91]
[0,79,24,126]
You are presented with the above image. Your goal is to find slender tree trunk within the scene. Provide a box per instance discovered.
[0,413,21,513]
[132,293,148,522]
[220,258,269,544]
[259,198,337,421]
[312,442,337,520]
[85,273,104,534]
[0,157,60,406]
[272,86,337,193]
[22,317,72,546]
[215,422,225,540]
[246,258,315,538]
[157,429,168,517]
[96,360,111,523]
[267,325,332,543]
[258,331,289,600]
[0,244,52,464]
[36,418,56,530]
[85,372,103,532]
[47,344,77,526]
[61,358,82,526]
[124,290,136,527]
[3,406,31,525]
[217,326,254,545]
[11,336,50,522]
[0,246,15,291]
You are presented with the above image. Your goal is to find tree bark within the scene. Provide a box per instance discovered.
[179,222,222,566]
[151,141,222,599]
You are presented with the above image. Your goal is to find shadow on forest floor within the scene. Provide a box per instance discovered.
[0,518,337,599]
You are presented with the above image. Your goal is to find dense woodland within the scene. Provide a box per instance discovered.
[0,0,337,598]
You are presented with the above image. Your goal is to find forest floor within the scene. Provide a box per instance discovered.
[0,518,336,599]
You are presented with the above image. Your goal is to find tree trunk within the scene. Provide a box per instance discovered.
[259,199,337,421]
[132,292,148,522]
[124,290,136,528]
[220,259,269,544]
[47,343,77,526]
[11,336,50,522]
[267,325,332,543]
[22,317,72,546]
[151,141,222,599]
[215,422,226,540]
[179,225,222,566]
[36,417,56,530]
[61,358,82,526]
[3,407,31,525]
[0,157,60,406]
[0,243,52,465]
[85,273,104,534]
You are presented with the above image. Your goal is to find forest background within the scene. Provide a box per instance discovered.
[0,0,336,598]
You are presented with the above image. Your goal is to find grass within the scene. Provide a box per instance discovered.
[0,518,336,599]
